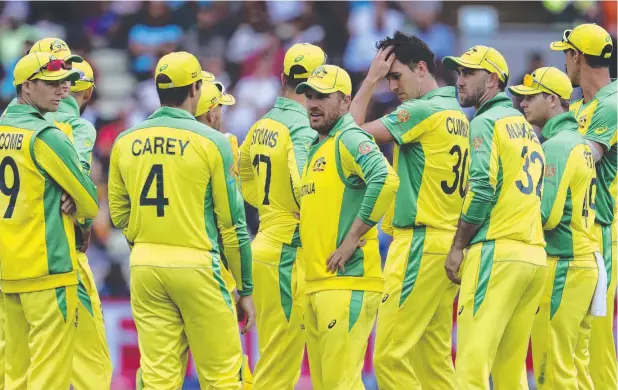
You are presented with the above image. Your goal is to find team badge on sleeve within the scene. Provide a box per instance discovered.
[472,137,483,150]
[397,110,410,123]
[357,141,372,155]
[544,164,556,178]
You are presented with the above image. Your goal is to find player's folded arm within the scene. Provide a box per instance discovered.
[584,99,617,155]
[372,101,433,146]
[340,130,399,226]
[34,127,99,220]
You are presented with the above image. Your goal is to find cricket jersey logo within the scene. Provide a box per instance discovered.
[594,126,608,135]
[397,110,410,123]
[544,164,556,178]
[311,67,328,79]
[50,39,68,52]
[357,141,372,155]
[328,320,337,329]
[578,114,588,130]
[159,64,169,72]
[312,156,326,172]
[472,136,483,150]
[294,55,304,62]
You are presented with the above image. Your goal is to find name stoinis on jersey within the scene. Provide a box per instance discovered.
[251,128,279,148]
[505,121,540,144]
[446,117,469,138]
[131,136,190,157]
[0,132,24,150]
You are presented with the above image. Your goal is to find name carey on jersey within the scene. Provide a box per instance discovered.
[251,128,279,148]
[131,136,190,157]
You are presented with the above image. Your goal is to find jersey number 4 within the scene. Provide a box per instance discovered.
[0,156,20,219]
[140,164,169,217]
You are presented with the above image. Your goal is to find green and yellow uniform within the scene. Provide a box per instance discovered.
[0,101,98,389]
[239,97,315,389]
[108,52,252,390]
[569,80,618,389]
[238,43,325,390]
[458,94,547,389]
[300,108,399,389]
[531,112,599,389]
[373,86,468,390]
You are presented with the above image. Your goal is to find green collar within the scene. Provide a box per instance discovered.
[327,113,355,137]
[57,95,80,117]
[2,102,46,120]
[593,79,617,101]
[541,111,578,140]
[474,92,513,118]
[148,106,197,121]
[274,97,307,117]
[419,86,456,101]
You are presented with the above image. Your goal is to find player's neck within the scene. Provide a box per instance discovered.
[580,68,611,103]
[165,102,194,116]
[474,87,500,111]
[18,96,49,116]
[417,78,440,99]
[282,89,305,105]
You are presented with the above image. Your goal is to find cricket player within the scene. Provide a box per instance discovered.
[238,43,325,390]
[443,46,547,389]
[296,64,399,390]
[550,23,618,389]
[510,67,599,388]
[349,31,468,389]
[0,52,98,389]
[108,52,255,389]
[43,59,113,390]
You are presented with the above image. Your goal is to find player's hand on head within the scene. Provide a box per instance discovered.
[60,192,76,215]
[367,46,396,84]
[238,295,256,334]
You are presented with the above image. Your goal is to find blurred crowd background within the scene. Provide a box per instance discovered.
[0,0,616,298]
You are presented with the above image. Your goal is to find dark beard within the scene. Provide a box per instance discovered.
[459,86,485,108]
[312,112,341,135]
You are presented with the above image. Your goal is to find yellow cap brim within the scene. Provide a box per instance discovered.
[508,85,543,97]
[28,69,80,85]
[442,56,486,72]
[201,71,215,82]
[70,80,95,92]
[296,80,339,95]
[550,41,574,51]
[220,94,235,106]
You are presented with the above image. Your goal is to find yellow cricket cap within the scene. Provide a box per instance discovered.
[284,43,327,79]
[195,79,235,117]
[155,52,202,89]
[508,67,573,100]
[70,60,95,92]
[295,65,352,96]
[29,38,83,64]
[550,23,613,58]
[13,52,80,86]
[443,45,509,83]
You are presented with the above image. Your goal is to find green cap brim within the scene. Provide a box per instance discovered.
[33,69,80,83]
[295,81,338,95]
[442,56,486,71]
[64,54,84,64]
[550,41,574,51]
[508,85,543,97]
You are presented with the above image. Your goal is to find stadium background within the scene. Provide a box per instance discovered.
[0,1,616,389]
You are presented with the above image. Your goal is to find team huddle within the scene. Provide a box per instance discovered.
[0,20,615,390]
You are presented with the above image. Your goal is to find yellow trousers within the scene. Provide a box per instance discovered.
[0,293,5,390]
[531,257,597,389]
[455,240,546,390]
[589,222,618,389]
[72,252,113,390]
[251,234,306,390]
[5,285,78,390]
[305,289,380,390]
[374,227,458,390]
[131,265,244,390]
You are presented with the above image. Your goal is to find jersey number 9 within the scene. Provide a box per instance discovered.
[0,156,20,219]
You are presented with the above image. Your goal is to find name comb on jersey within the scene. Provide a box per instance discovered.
[131,136,190,157]
[0,132,25,150]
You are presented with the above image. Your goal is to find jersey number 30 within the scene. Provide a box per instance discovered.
[140,164,169,217]
[0,156,20,219]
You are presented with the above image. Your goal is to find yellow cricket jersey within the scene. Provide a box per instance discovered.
[239,97,316,247]
[0,104,99,293]
[379,87,469,250]
[225,132,239,178]
[461,93,546,254]
[300,114,399,293]
[570,80,617,226]
[540,112,598,259]
[108,107,252,295]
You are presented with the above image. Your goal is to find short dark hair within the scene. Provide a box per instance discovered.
[566,48,612,69]
[15,85,22,96]
[541,92,570,110]
[376,31,436,75]
[282,65,309,90]
[156,74,200,106]
[484,70,507,91]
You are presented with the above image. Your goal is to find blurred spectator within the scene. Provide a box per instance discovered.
[127,2,183,78]
[399,1,455,60]
[184,2,229,62]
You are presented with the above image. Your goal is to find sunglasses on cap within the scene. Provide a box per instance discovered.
[28,58,71,81]
[485,58,508,83]
[523,73,561,97]
[562,29,583,53]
